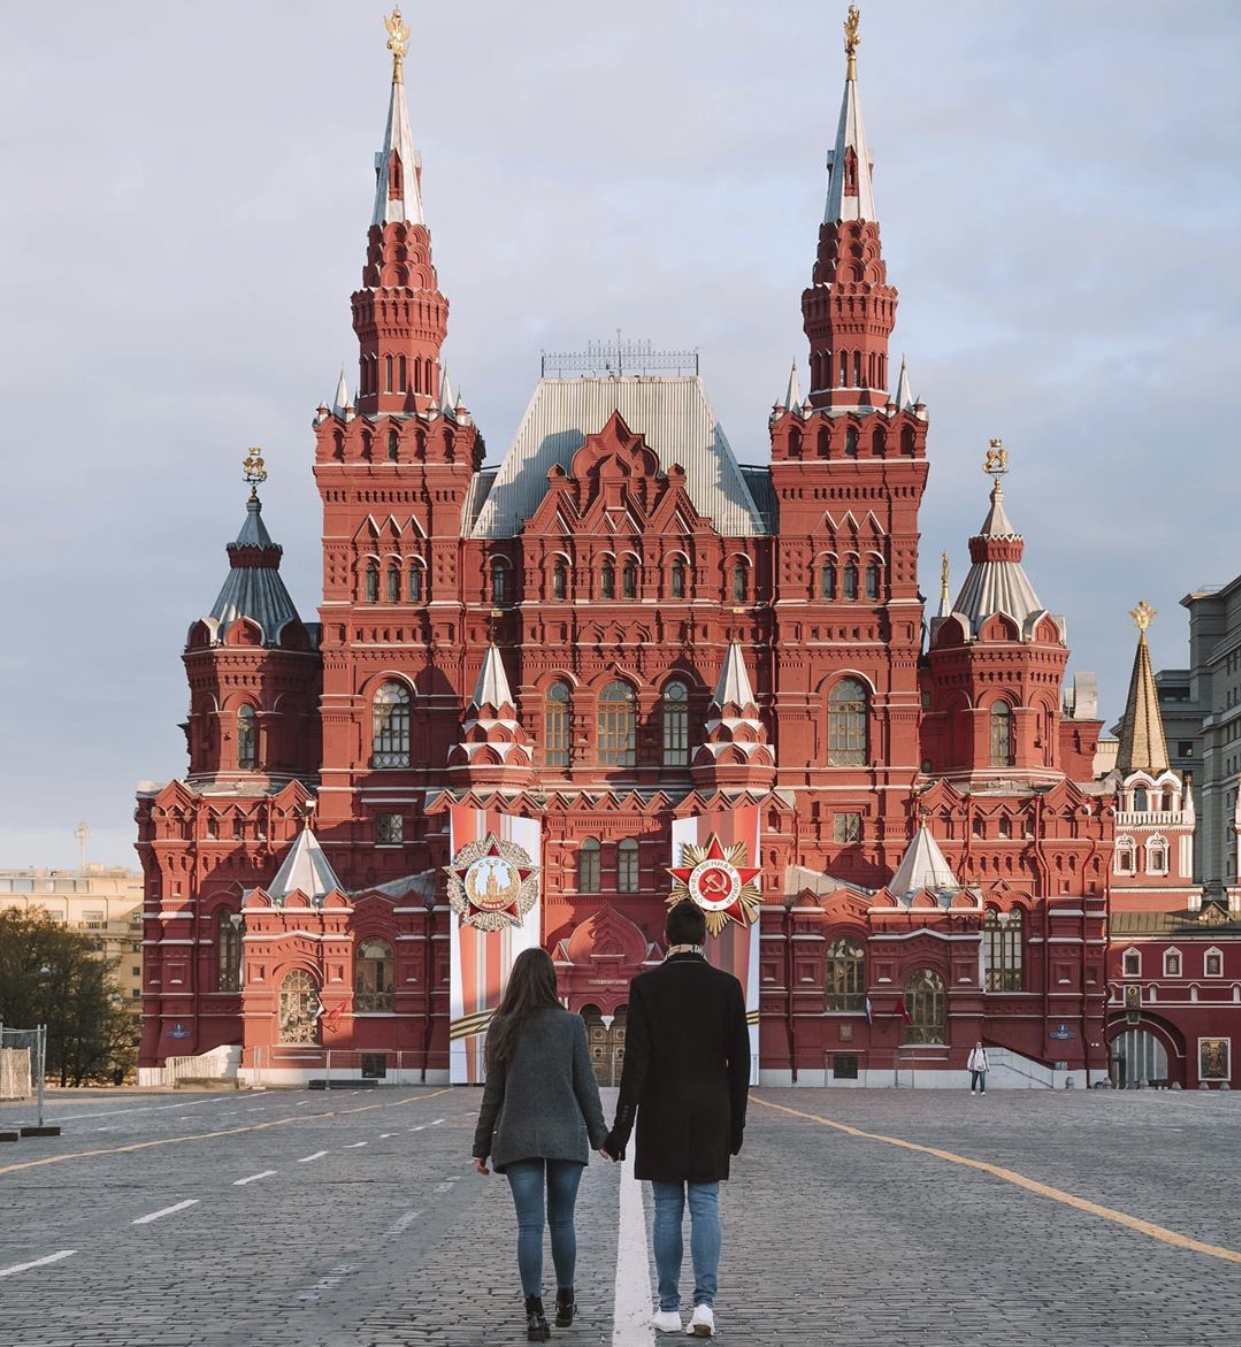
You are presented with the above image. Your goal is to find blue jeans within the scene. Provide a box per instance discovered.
[651,1180,721,1310]
[970,1070,987,1093]
[505,1159,585,1298]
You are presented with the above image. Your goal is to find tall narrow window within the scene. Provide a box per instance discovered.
[491,560,509,605]
[388,428,399,461]
[662,680,690,767]
[820,561,836,600]
[670,559,686,599]
[386,564,401,603]
[398,355,407,392]
[216,908,241,992]
[600,560,615,599]
[578,837,601,894]
[622,559,638,599]
[827,678,868,766]
[990,702,1013,767]
[825,936,865,1011]
[865,561,880,600]
[843,561,858,600]
[853,352,862,386]
[983,908,1023,992]
[904,969,945,1044]
[618,838,639,893]
[732,561,748,603]
[355,938,395,1012]
[365,562,379,603]
[372,681,411,768]
[408,562,423,603]
[845,427,859,457]
[236,705,257,770]
[545,680,571,769]
[385,355,393,393]
[552,559,567,600]
[598,681,636,767]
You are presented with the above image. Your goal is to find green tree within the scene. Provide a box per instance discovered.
[0,910,137,1085]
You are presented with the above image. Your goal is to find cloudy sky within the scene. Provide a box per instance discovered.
[2,1,1238,871]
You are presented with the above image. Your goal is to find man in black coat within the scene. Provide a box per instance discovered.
[604,899,750,1339]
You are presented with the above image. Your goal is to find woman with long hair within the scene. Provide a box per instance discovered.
[472,946,610,1341]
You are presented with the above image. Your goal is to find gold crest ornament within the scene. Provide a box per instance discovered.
[384,7,410,82]
[667,834,762,936]
[445,832,539,933]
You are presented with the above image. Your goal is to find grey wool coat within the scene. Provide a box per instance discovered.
[472,1007,608,1173]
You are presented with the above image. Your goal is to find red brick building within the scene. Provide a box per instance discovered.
[137,13,1115,1087]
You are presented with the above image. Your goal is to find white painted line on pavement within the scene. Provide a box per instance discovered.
[298,1150,329,1163]
[36,1095,265,1125]
[612,1147,653,1346]
[296,1263,358,1303]
[429,1118,444,1125]
[409,1125,426,1133]
[345,1141,368,1148]
[133,1199,199,1225]
[296,1101,311,1107]
[0,1250,76,1279]
[434,1181,455,1192]
[379,1133,396,1139]
[233,1170,278,1186]
[384,1209,422,1236]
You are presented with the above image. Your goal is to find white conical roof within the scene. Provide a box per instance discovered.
[471,645,514,711]
[712,643,758,710]
[332,368,350,416]
[268,827,342,904]
[782,360,802,413]
[440,366,455,415]
[889,826,958,897]
[894,358,913,411]
[372,66,425,226]
[824,61,876,224]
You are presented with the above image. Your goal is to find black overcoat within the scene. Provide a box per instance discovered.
[614,952,750,1182]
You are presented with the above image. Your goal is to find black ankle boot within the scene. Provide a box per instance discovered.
[524,1295,550,1341]
[555,1287,575,1327]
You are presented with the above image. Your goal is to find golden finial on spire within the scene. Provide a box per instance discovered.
[844,6,861,81]
[385,6,410,84]
[243,447,267,500]
[1130,600,1157,633]
[940,551,950,603]
[983,437,1009,481]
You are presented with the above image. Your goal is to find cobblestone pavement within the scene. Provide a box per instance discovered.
[1,1085,1239,1346]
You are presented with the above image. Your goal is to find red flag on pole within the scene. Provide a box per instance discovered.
[897,997,913,1025]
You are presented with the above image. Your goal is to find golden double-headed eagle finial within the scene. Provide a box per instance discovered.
[385,7,410,83]
[1129,600,1156,633]
[983,437,1009,480]
[844,6,861,81]
[242,447,267,499]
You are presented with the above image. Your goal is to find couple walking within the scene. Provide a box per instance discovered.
[472,900,751,1341]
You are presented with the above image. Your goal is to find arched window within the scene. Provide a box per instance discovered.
[618,839,640,893]
[216,908,241,992]
[853,351,862,387]
[598,681,636,767]
[904,969,945,1044]
[1122,948,1141,977]
[662,680,690,767]
[365,561,379,603]
[355,938,395,1012]
[817,425,830,458]
[552,559,567,600]
[384,355,393,394]
[386,563,401,603]
[545,680,571,769]
[839,352,848,387]
[387,428,399,461]
[407,562,424,603]
[825,935,865,1011]
[1146,836,1169,875]
[845,427,858,457]
[372,680,411,768]
[600,559,615,599]
[990,702,1013,766]
[732,561,748,603]
[1163,947,1182,978]
[236,705,257,770]
[843,561,858,600]
[1115,836,1136,875]
[622,559,638,599]
[983,908,1023,992]
[279,968,319,1044]
[578,837,601,894]
[820,561,836,600]
[1133,786,1149,812]
[864,561,880,600]
[398,355,407,392]
[491,560,509,605]
[828,678,868,766]
[670,559,686,599]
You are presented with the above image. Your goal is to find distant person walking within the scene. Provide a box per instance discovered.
[604,900,750,1339]
[472,947,610,1342]
[967,1041,990,1095]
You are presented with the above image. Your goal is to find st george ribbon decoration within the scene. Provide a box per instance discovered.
[447,806,541,1084]
[669,806,762,1080]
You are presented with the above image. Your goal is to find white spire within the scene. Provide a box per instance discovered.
[712,643,758,711]
[889,826,958,898]
[472,645,515,712]
[440,365,455,415]
[268,827,342,905]
[894,357,913,411]
[823,55,877,224]
[782,360,802,414]
[332,368,350,416]
[372,62,425,226]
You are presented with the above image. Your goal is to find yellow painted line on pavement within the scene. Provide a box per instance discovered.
[0,1089,452,1178]
[751,1094,1241,1266]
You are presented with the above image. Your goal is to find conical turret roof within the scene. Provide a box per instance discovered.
[268,826,343,906]
[202,495,303,646]
[1116,603,1170,776]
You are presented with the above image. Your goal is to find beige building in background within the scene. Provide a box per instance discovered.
[0,866,144,1012]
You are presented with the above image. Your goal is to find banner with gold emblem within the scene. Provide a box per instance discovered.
[447,806,541,1084]
[669,805,761,1080]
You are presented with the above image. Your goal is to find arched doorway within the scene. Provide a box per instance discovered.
[279,969,320,1045]
[581,1004,627,1086]
[1111,1026,1168,1088]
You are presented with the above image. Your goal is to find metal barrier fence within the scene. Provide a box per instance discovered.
[0,1025,49,1137]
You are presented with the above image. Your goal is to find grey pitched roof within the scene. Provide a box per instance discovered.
[470,376,768,538]
[889,826,959,897]
[200,496,303,647]
[268,827,343,905]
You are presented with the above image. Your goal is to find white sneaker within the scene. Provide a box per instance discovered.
[687,1305,715,1338]
[652,1309,682,1333]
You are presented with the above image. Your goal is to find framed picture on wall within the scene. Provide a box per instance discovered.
[1198,1038,1230,1081]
